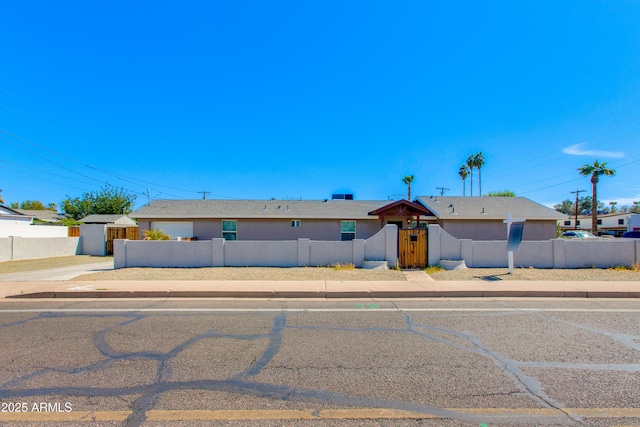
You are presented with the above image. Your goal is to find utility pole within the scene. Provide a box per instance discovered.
[436,187,450,196]
[570,190,586,230]
[147,188,151,205]
[198,191,211,200]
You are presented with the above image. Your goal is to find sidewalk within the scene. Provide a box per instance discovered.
[3,277,639,299]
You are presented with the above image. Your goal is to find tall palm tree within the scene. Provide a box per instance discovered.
[578,160,615,234]
[0,189,4,205]
[458,165,469,196]
[402,175,414,200]
[466,155,475,196]
[474,152,485,196]
[609,201,617,213]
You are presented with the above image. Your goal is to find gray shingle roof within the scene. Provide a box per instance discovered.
[79,214,135,224]
[415,196,567,220]
[14,209,66,222]
[131,199,392,220]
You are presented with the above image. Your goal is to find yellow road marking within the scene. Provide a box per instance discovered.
[1,408,640,422]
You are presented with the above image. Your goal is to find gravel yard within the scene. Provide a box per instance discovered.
[2,256,639,282]
[72,266,407,281]
[428,266,640,281]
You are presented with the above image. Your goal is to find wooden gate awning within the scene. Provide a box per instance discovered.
[368,199,434,217]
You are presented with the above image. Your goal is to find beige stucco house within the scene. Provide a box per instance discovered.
[131,196,562,242]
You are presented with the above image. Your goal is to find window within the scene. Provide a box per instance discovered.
[576,220,581,226]
[412,221,428,229]
[291,220,301,228]
[619,219,625,225]
[597,219,602,225]
[564,221,571,226]
[341,221,356,241]
[221,220,237,240]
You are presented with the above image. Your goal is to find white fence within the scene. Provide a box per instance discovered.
[0,223,69,238]
[114,225,398,268]
[428,224,640,268]
[0,237,81,262]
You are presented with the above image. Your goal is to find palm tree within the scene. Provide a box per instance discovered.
[474,152,485,196]
[0,189,4,205]
[609,201,617,213]
[402,175,414,200]
[458,165,470,196]
[578,160,615,234]
[466,155,475,196]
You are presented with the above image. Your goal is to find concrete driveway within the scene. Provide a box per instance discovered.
[0,260,114,282]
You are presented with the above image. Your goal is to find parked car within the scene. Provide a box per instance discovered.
[622,231,640,238]
[562,231,599,239]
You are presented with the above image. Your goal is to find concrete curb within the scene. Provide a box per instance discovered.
[6,290,640,299]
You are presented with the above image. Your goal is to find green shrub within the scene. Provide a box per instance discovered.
[144,228,170,240]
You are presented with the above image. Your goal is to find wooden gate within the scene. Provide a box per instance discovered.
[106,226,139,255]
[398,229,427,268]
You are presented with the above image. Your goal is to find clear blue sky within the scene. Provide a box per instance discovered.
[2,1,640,210]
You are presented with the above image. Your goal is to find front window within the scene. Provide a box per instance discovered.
[222,220,237,240]
[291,220,301,228]
[564,221,571,226]
[341,221,356,241]
[619,219,625,225]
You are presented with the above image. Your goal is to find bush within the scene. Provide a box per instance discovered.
[144,229,170,240]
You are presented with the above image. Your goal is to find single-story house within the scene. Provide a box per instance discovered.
[79,214,137,226]
[131,199,433,241]
[131,196,562,241]
[414,196,567,241]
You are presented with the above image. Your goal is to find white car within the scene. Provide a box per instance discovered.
[562,231,599,239]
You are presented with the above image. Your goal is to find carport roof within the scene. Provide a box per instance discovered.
[131,199,393,220]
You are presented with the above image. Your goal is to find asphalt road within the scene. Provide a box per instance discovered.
[1,298,639,426]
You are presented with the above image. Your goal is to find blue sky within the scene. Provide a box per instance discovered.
[2,1,640,210]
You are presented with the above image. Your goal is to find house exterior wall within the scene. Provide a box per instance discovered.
[138,218,381,241]
[439,219,557,241]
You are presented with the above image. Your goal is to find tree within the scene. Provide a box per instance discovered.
[19,200,47,210]
[632,201,640,214]
[554,199,575,215]
[473,152,485,196]
[609,201,617,213]
[466,155,475,197]
[0,189,4,205]
[61,184,137,220]
[578,160,615,234]
[402,175,414,200]
[487,190,515,197]
[458,165,470,196]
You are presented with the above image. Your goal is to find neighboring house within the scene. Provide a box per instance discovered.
[415,196,567,241]
[0,205,32,225]
[560,212,639,236]
[14,209,67,223]
[79,214,137,226]
[131,199,434,241]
